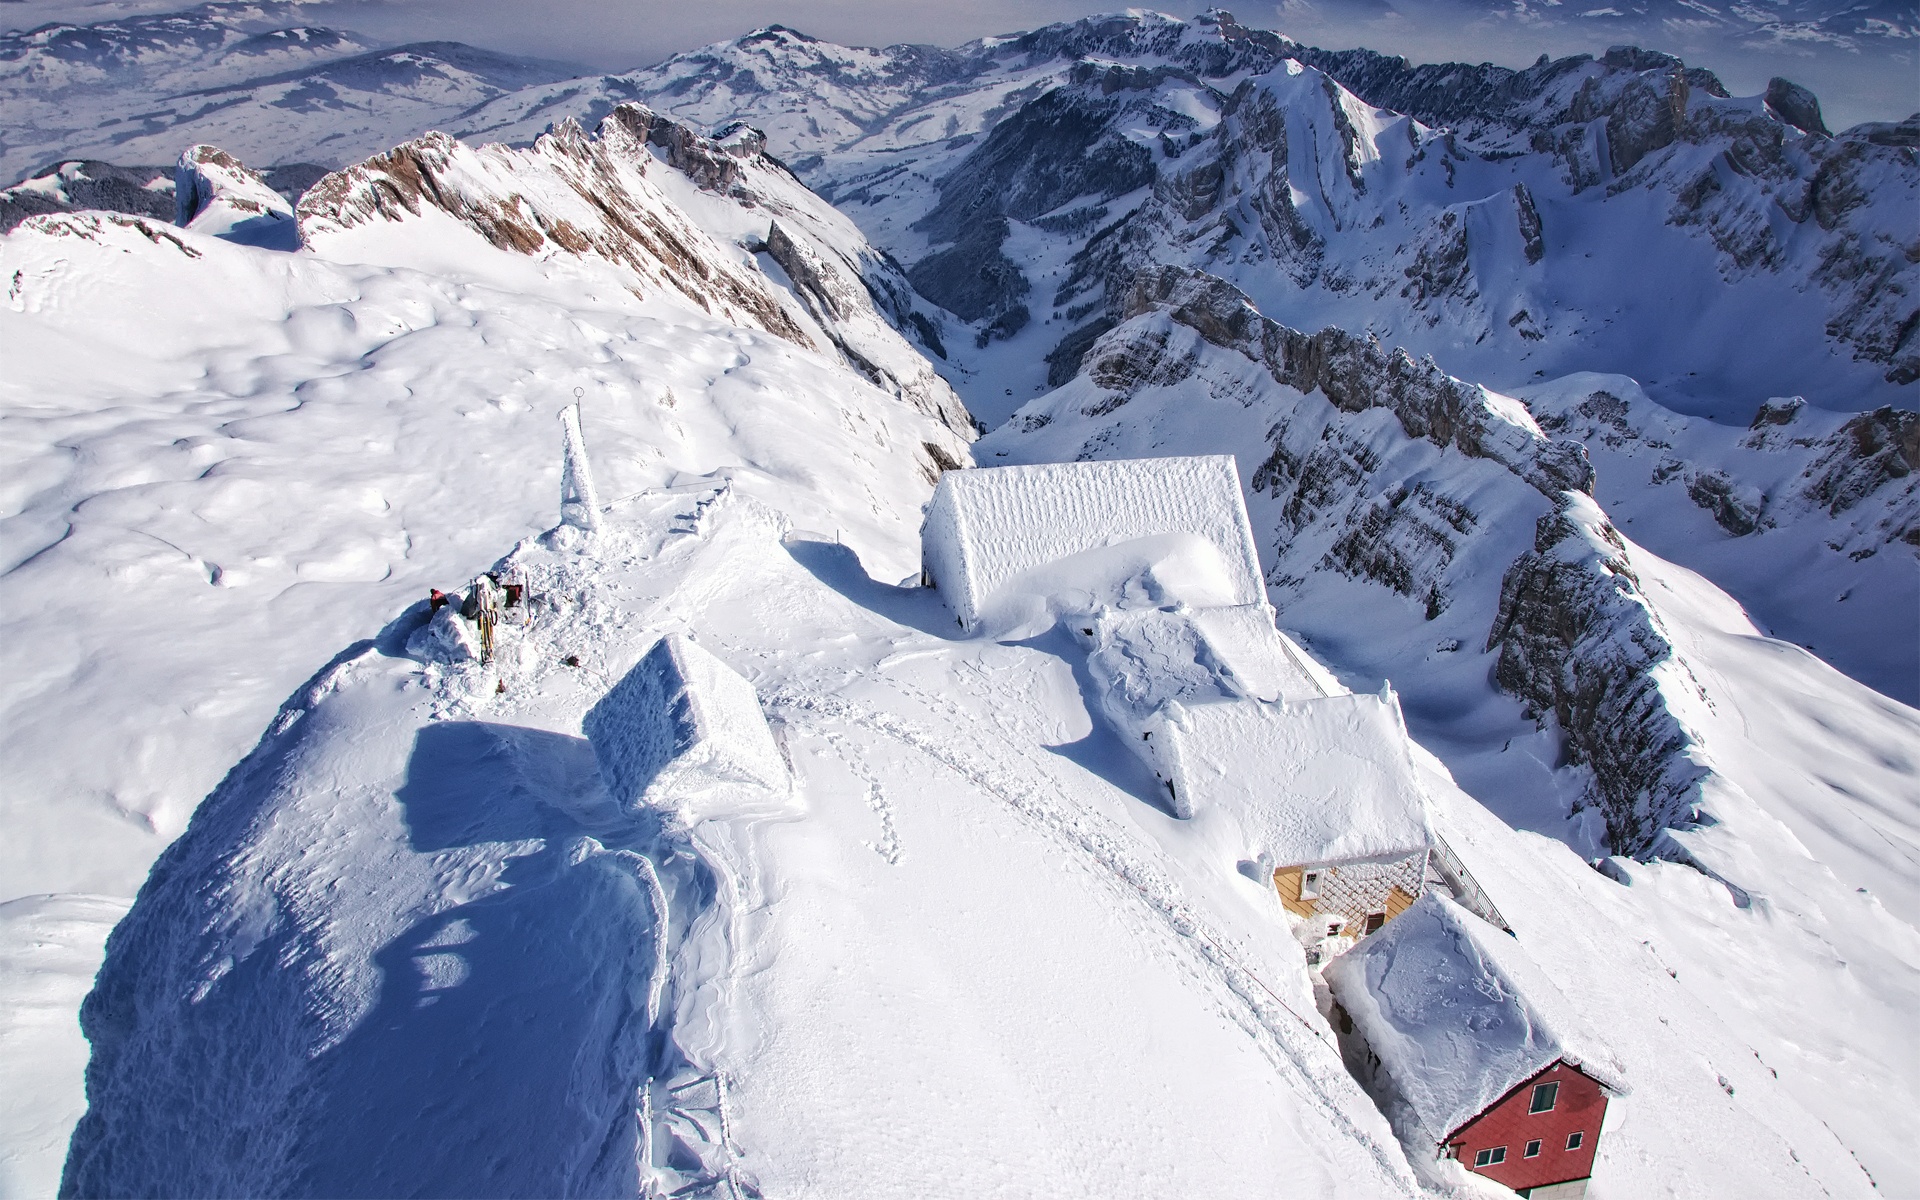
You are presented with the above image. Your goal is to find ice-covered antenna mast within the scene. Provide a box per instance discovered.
[559,387,602,532]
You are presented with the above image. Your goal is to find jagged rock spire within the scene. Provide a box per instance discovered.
[559,400,602,531]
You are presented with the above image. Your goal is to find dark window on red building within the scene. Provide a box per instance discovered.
[1566,1131,1584,1150]
[1474,1147,1508,1167]
[1524,1140,1541,1157]
[1529,1081,1559,1113]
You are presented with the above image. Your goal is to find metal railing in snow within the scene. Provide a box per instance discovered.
[1430,834,1513,934]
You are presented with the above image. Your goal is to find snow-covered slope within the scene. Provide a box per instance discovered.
[0,107,970,1195]
[51,312,1904,1197]
[557,11,1913,702]
[3,7,1917,1198]
[421,13,1920,419]
[0,2,584,183]
[977,264,1920,1192]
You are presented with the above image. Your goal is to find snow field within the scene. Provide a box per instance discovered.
[0,182,965,1190]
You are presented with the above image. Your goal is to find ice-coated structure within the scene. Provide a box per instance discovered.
[1324,892,1628,1148]
[558,402,602,532]
[920,455,1265,631]
[583,634,791,825]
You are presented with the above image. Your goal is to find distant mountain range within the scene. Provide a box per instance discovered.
[0,1,585,181]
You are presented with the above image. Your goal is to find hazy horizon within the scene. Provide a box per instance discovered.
[3,0,1913,130]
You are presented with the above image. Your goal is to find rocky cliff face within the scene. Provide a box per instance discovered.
[603,11,1911,409]
[1118,266,1595,499]
[1486,502,1709,853]
[1290,43,1920,385]
[296,116,807,343]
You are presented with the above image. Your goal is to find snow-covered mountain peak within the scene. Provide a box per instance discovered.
[174,142,294,246]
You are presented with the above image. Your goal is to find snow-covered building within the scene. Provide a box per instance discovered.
[583,634,793,826]
[923,454,1438,938]
[920,455,1266,631]
[1151,690,1436,936]
[1325,892,1627,1198]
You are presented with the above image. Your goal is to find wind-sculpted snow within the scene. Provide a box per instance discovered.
[583,633,794,826]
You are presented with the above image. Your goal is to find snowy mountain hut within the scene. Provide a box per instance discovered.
[583,634,793,827]
[919,455,1267,631]
[1146,690,1436,939]
[1324,892,1627,1198]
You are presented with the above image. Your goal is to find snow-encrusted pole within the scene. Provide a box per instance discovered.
[559,391,602,532]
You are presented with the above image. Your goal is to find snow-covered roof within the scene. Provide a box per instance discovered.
[1149,691,1432,862]
[921,456,1265,631]
[1324,891,1628,1145]
[583,633,791,825]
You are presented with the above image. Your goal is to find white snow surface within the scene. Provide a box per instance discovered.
[1325,891,1626,1146]
[983,308,1918,1196]
[922,455,1267,631]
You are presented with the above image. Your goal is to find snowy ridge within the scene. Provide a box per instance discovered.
[294,105,972,437]
[1115,265,1596,500]
[62,484,1427,1197]
[0,102,974,1190]
[2,6,1917,1196]
[174,142,296,247]
[0,160,174,233]
[592,11,1910,416]
[295,121,812,350]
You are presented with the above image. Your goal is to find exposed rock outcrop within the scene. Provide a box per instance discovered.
[293,105,976,439]
[1117,266,1594,499]
[1802,407,1920,539]
[1486,500,1709,854]
[297,115,811,344]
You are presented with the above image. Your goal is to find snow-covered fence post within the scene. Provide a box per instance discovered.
[559,393,602,532]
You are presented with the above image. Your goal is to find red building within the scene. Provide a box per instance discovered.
[1324,894,1627,1200]
[1443,1059,1610,1197]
